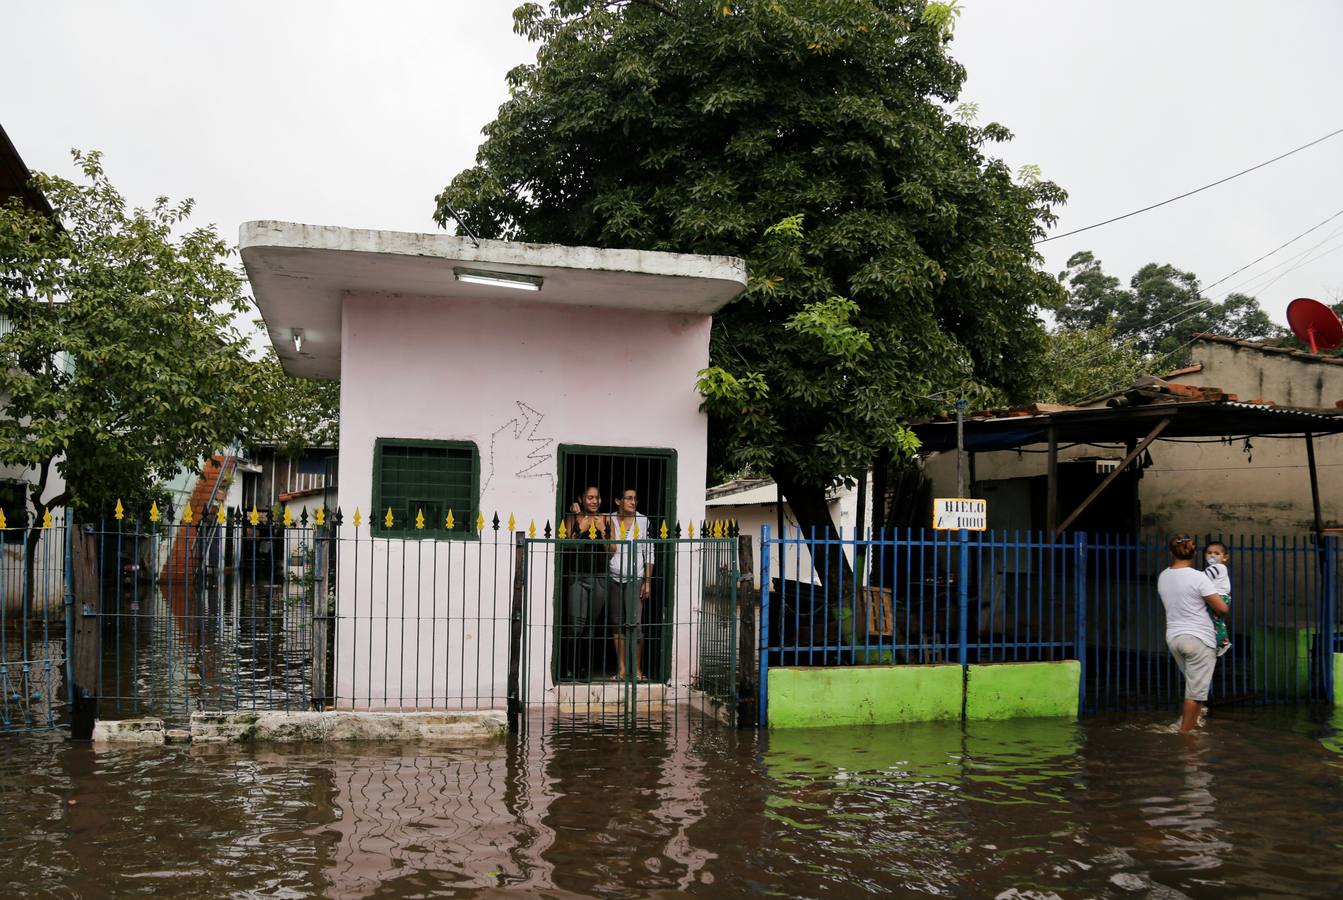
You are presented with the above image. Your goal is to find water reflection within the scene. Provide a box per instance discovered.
[0,708,1341,897]
[97,575,313,723]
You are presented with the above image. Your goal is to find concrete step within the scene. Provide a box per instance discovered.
[555,681,669,713]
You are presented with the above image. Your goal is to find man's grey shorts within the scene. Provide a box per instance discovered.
[1168,634,1217,701]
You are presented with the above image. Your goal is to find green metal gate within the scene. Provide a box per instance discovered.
[510,525,738,728]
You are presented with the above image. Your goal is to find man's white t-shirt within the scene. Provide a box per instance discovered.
[609,513,652,581]
[1158,566,1219,648]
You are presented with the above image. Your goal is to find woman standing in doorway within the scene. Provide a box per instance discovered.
[1158,535,1230,732]
[608,487,654,680]
[563,486,612,679]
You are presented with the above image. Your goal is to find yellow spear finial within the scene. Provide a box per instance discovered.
[632,520,640,539]
[149,501,160,523]
[507,513,516,532]
[384,507,394,528]
[42,507,52,529]
[620,519,628,539]
[446,509,456,530]
[0,509,7,530]
[249,504,260,526]
[353,507,363,528]
[476,511,485,533]
[557,520,568,539]
[182,502,194,525]
[712,519,722,538]
[314,506,326,527]
[283,507,293,527]
[588,519,597,539]
[217,504,227,526]
[528,519,536,538]
[415,509,425,530]
[688,519,695,537]
[659,520,668,539]
[114,499,125,521]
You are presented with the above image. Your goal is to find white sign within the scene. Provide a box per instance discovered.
[933,498,987,531]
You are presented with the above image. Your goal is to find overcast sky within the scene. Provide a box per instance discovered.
[4,1,1340,328]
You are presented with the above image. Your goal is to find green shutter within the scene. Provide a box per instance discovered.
[371,438,480,539]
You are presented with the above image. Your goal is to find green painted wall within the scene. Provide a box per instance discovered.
[767,665,962,728]
[964,661,1080,721]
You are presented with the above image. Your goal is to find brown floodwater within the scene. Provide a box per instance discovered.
[0,707,1340,898]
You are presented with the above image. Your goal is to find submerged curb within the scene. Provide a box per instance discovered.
[189,710,508,744]
[90,711,507,745]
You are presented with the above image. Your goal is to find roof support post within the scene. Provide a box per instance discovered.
[1046,426,1058,535]
[1055,417,1171,534]
[1306,431,1324,540]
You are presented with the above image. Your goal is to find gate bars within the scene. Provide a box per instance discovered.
[757,526,1342,725]
[512,528,738,729]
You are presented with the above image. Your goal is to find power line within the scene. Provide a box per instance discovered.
[1050,208,1343,385]
[1202,205,1343,292]
[1035,126,1343,245]
[1213,221,1343,297]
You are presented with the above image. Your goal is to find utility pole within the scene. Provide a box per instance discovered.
[955,397,967,497]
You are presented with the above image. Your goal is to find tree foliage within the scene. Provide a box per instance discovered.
[436,0,1066,530]
[0,151,271,525]
[254,348,341,458]
[1055,251,1281,361]
[1036,323,1150,405]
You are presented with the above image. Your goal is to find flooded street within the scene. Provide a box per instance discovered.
[0,707,1339,897]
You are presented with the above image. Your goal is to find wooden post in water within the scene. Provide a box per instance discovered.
[507,531,527,733]
[69,524,100,740]
[310,523,332,710]
[736,534,757,727]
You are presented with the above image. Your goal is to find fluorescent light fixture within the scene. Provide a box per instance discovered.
[292,328,304,353]
[453,267,543,292]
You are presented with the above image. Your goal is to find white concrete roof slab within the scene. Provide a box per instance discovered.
[241,221,748,379]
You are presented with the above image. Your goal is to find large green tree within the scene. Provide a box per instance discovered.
[0,151,272,581]
[1056,251,1282,362]
[436,0,1066,541]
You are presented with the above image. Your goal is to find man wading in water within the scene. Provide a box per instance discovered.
[1157,535,1231,732]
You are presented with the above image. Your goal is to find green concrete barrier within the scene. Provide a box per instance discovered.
[1249,626,1311,697]
[964,661,1080,720]
[767,665,962,728]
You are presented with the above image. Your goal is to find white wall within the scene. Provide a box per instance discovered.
[335,290,715,709]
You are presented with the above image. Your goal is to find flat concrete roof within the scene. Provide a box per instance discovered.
[241,221,748,379]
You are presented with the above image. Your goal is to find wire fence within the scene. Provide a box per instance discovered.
[0,513,742,734]
[758,527,1341,723]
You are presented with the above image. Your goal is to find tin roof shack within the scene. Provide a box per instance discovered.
[243,221,746,710]
[916,335,1343,538]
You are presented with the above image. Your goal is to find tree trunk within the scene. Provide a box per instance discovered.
[772,471,855,591]
[871,448,891,534]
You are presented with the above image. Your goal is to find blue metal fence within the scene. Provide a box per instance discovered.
[757,527,1341,725]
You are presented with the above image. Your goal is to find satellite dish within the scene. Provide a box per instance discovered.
[1286,297,1343,353]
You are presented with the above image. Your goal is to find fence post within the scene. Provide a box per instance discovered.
[1074,531,1088,716]
[758,524,771,728]
[507,531,527,733]
[736,533,756,727]
[68,519,101,740]
[1323,535,1338,705]
[310,522,332,711]
[957,529,970,667]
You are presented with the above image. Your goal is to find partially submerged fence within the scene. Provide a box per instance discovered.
[4,514,1337,736]
[758,526,1340,724]
[1,510,743,736]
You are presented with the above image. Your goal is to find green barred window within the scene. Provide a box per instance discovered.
[371,438,479,539]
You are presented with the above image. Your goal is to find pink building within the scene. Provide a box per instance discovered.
[243,222,745,711]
